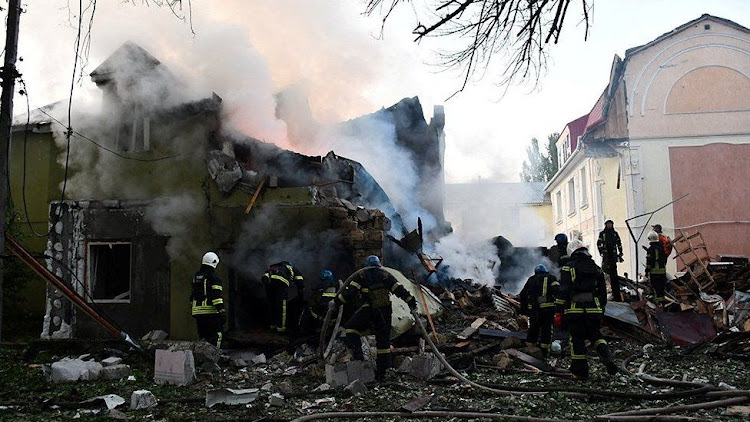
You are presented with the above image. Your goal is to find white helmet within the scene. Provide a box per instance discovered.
[647,231,659,242]
[202,251,219,268]
[567,239,585,256]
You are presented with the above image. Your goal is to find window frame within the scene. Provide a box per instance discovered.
[87,241,132,304]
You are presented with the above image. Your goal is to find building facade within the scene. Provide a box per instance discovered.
[547,14,750,279]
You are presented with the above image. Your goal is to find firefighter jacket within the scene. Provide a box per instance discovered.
[191,265,224,316]
[646,242,668,275]
[309,285,338,320]
[597,228,623,260]
[548,243,570,268]
[519,272,559,314]
[263,261,305,298]
[335,268,415,310]
[556,250,607,315]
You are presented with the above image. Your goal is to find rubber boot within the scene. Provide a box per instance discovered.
[375,352,392,381]
[345,334,364,360]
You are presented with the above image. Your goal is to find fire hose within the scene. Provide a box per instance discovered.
[318,273,744,402]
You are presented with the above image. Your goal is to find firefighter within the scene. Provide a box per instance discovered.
[299,269,338,333]
[263,260,305,333]
[597,219,625,301]
[646,231,668,306]
[331,255,417,381]
[519,264,559,357]
[191,251,225,348]
[548,233,570,276]
[651,224,673,257]
[556,240,618,380]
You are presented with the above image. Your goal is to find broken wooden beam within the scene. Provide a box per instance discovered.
[244,176,268,214]
[457,317,486,340]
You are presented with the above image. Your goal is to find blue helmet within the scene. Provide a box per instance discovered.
[287,261,295,267]
[364,255,382,267]
[534,264,548,274]
[554,233,568,244]
[320,269,334,282]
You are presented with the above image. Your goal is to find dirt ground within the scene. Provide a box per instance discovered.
[1,328,749,422]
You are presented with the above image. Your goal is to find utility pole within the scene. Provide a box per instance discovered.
[0,0,23,342]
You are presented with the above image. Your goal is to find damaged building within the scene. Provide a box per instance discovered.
[10,41,448,341]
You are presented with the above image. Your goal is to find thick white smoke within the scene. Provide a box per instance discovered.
[143,193,207,259]
[433,232,499,286]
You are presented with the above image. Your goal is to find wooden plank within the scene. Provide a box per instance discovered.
[244,176,268,214]
[505,349,555,372]
[457,317,486,340]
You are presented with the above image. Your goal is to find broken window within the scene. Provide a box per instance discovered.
[116,105,150,152]
[88,242,131,303]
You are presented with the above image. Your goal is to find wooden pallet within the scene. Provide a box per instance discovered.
[672,229,716,292]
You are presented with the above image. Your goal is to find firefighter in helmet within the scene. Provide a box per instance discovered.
[262,260,305,333]
[299,269,338,333]
[519,264,559,357]
[191,251,225,348]
[331,255,417,381]
[646,231,668,306]
[555,240,618,379]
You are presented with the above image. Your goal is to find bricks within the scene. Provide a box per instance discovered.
[101,357,123,367]
[100,364,131,380]
[154,349,195,386]
[130,390,158,410]
[326,360,376,388]
[410,353,442,380]
[325,364,348,388]
[344,379,368,396]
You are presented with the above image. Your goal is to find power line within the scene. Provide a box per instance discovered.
[35,107,181,162]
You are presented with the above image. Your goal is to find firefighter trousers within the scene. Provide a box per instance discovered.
[195,314,223,349]
[266,280,289,332]
[567,312,615,378]
[602,259,622,301]
[651,274,667,305]
[527,308,555,355]
[343,306,392,379]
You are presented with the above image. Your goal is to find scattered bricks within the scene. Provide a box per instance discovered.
[192,341,219,364]
[269,393,285,407]
[80,361,103,381]
[492,353,512,369]
[344,379,368,396]
[360,361,376,383]
[396,356,412,373]
[50,358,91,382]
[519,345,544,360]
[140,330,168,341]
[346,360,363,382]
[410,353,442,380]
[325,363,348,388]
[130,390,158,410]
[500,336,524,350]
[101,357,122,367]
[100,364,131,380]
[154,349,196,386]
[313,383,331,392]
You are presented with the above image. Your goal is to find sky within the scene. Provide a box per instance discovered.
[8,0,750,184]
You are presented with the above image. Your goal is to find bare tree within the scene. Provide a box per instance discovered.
[364,0,593,98]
